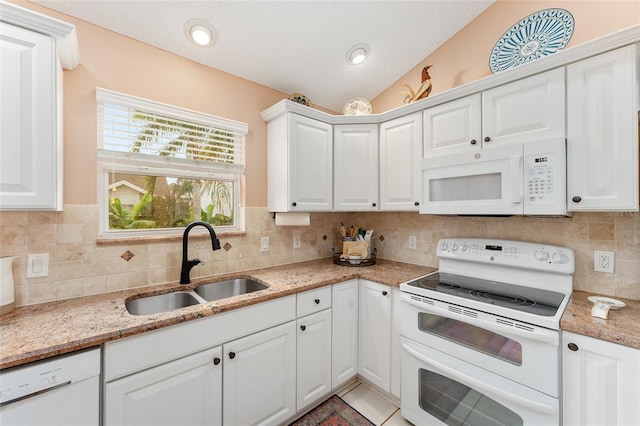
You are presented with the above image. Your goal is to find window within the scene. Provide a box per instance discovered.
[96,88,247,238]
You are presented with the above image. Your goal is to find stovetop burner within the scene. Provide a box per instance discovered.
[406,272,565,317]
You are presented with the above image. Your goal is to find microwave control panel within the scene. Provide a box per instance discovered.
[525,151,556,203]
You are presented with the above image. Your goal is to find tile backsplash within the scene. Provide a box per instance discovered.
[1,206,638,306]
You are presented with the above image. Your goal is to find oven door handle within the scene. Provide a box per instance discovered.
[402,342,557,415]
[401,296,558,345]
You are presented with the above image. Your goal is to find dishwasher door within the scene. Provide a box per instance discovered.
[0,348,100,426]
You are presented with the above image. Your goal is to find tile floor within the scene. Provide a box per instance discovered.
[338,381,413,426]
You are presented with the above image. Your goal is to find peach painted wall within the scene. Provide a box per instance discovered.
[372,0,640,112]
[15,1,298,208]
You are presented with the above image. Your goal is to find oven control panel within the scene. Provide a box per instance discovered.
[437,238,574,274]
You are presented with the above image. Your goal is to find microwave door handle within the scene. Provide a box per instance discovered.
[511,155,523,204]
[402,342,557,415]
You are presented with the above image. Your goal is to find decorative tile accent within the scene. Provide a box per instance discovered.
[322,235,327,241]
[379,235,385,241]
[223,242,232,251]
[121,250,135,261]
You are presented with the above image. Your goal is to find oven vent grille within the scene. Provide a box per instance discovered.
[411,295,434,305]
[448,306,478,319]
[496,318,535,332]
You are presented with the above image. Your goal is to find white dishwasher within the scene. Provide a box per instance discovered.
[0,348,100,426]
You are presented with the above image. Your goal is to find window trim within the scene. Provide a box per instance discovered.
[96,88,247,239]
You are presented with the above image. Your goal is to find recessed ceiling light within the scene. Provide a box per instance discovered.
[184,19,217,47]
[346,44,369,65]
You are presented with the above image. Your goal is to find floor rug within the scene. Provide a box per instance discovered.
[289,395,375,426]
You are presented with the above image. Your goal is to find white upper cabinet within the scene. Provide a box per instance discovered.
[379,112,423,211]
[0,3,79,211]
[482,67,565,146]
[334,124,379,211]
[423,68,565,157]
[567,44,639,211]
[267,112,333,212]
[423,94,482,156]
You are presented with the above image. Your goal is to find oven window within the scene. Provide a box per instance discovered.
[428,173,501,201]
[419,368,523,426]
[418,313,522,365]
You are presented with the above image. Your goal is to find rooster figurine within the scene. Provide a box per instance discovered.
[401,65,433,104]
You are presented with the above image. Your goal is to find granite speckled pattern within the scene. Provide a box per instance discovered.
[561,290,640,349]
[0,258,433,370]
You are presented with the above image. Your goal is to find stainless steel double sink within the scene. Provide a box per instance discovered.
[125,278,268,316]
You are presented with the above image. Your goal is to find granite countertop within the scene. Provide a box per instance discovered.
[2,260,638,371]
[561,290,640,349]
[0,258,434,370]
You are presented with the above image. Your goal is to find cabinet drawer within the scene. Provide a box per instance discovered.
[297,287,331,317]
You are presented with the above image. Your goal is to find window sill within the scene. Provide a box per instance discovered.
[96,230,246,246]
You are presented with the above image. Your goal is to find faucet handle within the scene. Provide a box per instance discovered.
[192,258,204,266]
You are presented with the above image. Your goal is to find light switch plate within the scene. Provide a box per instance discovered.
[261,236,270,252]
[26,253,49,278]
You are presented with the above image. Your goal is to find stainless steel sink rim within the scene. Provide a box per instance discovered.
[125,278,268,315]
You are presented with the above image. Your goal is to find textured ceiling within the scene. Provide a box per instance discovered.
[33,0,495,112]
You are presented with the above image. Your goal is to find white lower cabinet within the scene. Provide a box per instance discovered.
[223,321,297,426]
[562,331,640,426]
[332,279,359,388]
[358,279,392,392]
[297,309,332,410]
[105,347,222,426]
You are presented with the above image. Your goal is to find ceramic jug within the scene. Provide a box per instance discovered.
[1,256,17,315]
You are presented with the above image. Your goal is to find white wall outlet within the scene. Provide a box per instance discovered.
[293,235,301,249]
[261,236,270,252]
[594,250,615,273]
[26,253,49,278]
[408,236,417,250]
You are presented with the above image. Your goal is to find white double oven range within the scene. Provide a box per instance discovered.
[400,238,574,426]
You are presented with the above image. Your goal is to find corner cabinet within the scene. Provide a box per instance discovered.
[567,44,639,211]
[0,2,79,210]
[334,124,379,211]
[266,112,333,212]
[379,112,423,211]
[562,331,640,426]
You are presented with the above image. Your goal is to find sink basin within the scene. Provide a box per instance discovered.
[126,291,201,315]
[195,278,268,302]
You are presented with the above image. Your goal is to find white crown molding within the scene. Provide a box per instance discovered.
[0,0,80,69]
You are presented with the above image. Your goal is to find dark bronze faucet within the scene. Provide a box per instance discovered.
[180,221,221,284]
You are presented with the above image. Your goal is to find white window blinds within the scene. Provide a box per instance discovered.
[97,88,247,173]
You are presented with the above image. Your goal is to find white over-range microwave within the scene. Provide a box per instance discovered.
[420,138,567,216]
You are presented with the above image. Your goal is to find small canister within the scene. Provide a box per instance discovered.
[0,256,17,315]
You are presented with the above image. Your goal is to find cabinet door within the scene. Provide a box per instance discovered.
[297,309,332,410]
[223,322,296,426]
[358,279,391,392]
[482,67,565,146]
[105,346,222,426]
[562,331,640,426]
[288,114,333,211]
[334,124,379,211]
[567,45,639,211]
[423,94,481,156]
[0,23,59,210]
[332,280,359,388]
[379,112,423,211]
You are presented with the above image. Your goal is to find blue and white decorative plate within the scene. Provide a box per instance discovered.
[489,8,574,73]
